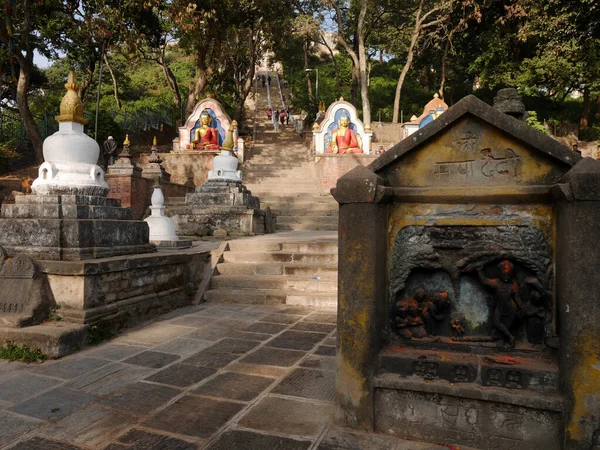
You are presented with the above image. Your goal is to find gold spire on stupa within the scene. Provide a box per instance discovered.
[55,71,88,125]
[124,134,131,146]
[153,136,157,146]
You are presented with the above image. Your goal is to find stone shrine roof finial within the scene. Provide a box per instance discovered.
[55,71,88,125]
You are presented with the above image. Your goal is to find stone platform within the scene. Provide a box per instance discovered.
[0,246,212,358]
[0,303,461,450]
[168,180,272,237]
[0,194,154,260]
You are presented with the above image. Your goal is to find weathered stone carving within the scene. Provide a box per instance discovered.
[0,248,51,327]
[390,225,553,348]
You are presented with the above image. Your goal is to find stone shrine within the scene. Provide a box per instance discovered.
[167,122,272,237]
[141,136,171,182]
[313,98,372,155]
[401,93,448,139]
[333,94,599,449]
[0,73,153,260]
[173,97,232,152]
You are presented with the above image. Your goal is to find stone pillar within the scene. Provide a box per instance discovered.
[555,158,600,449]
[332,165,389,431]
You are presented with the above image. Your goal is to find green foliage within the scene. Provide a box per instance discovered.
[48,305,62,322]
[0,141,21,172]
[0,344,46,363]
[525,111,548,134]
[87,323,116,346]
[580,125,600,141]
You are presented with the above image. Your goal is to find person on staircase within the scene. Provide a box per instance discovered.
[272,109,280,132]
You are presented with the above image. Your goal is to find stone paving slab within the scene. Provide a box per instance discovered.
[300,355,337,372]
[243,322,288,334]
[32,357,110,380]
[271,368,335,402]
[260,313,303,324]
[153,338,214,357]
[316,428,399,450]
[239,346,307,367]
[9,387,96,421]
[193,372,273,402]
[203,338,261,355]
[83,344,146,361]
[0,412,42,448]
[64,363,153,396]
[123,351,180,369]
[181,351,239,369]
[97,381,181,415]
[291,322,337,333]
[267,330,327,351]
[206,429,312,450]
[40,404,136,448]
[145,364,216,388]
[237,395,333,438]
[0,373,62,404]
[315,345,336,356]
[104,428,196,450]
[7,436,83,450]
[143,394,244,439]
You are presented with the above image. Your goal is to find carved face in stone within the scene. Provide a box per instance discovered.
[498,259,515,282]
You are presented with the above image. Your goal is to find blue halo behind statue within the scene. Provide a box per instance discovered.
[325,108,357,148]
[190,108,225,146]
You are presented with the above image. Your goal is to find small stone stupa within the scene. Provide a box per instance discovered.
[167,121,274,237]
[0,71,154,260]
[144,186,189,247]
[142,136,171,182]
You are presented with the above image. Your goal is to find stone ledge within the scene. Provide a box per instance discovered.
[0,322,86,359]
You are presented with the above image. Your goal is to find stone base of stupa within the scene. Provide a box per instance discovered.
[167,179,275,237]
[0,194,155,261]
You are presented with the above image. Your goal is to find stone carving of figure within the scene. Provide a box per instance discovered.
[478,260,524,347]
[326,114,363,154]
[421,291,450,335]
[393,288,449,340]
[192,112,220,150]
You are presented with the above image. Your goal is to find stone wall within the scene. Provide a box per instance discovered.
[372,122,402,144]
[314,154,379,194]
[39,248,209,326]
[105,174,194,220]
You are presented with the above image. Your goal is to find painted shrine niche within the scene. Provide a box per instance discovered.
[312,99,373,154]
[173,98,231,152]
[390,225,553,351]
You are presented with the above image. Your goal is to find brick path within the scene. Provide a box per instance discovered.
[0,303,448,449]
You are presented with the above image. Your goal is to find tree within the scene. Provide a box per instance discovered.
[0,0,62,163]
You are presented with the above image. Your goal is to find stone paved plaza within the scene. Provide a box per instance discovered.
[0,303,448,450]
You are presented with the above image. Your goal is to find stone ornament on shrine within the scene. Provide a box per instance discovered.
[312,98,373,154]
[142,136,171,182]
[173,98,233,152]
[31,72,109,196]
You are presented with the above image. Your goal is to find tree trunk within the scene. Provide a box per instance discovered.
[580,85,590,131]
[103,54,122,110]
[351,66,359,105]
[439,39,450,100]
[16,62,43,164]
[392,30,419,123]
[161,61,182,110]
[185,68,209,117]
[321,34,341,98]
[356,0,371,125]
[304,37,313,99]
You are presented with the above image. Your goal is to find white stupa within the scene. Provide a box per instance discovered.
[31,71,109,196]
[144,186,179,242]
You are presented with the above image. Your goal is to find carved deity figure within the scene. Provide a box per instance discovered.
[478,260,524,347]
[326,114,363,154]
[192,112,220,150]
[393,288,449,340]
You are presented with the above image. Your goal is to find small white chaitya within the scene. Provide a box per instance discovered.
[207,121,242,182]
[312,98,373,155]
[144,186,179,242]
[32,72,109,196]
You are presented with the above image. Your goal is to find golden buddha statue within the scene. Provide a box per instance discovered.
[326,114,363,154]
[192,112,220,150]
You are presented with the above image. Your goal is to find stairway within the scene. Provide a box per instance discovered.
[204,234,338,307]
[243,71,339,232]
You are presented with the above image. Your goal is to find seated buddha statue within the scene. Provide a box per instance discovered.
[326,114,363,154]
[191,112,220,150]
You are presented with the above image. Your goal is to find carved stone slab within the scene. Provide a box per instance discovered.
[0,249,50,327]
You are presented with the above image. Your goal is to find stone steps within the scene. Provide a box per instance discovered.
[204,288,337,307]
[222,251,337,264]
[276,215,338,226]
[210,275,337,292]
[276,223,338,231]
[216,261,338,278]
[228,240,338,253]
